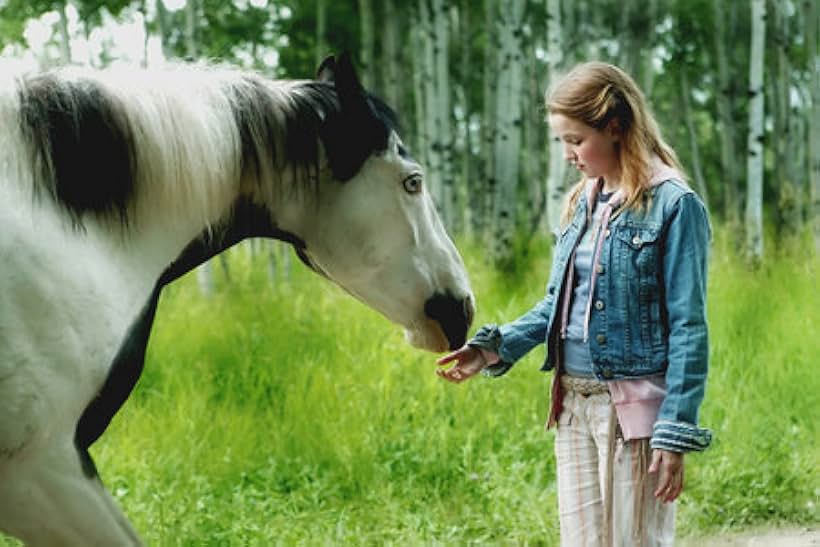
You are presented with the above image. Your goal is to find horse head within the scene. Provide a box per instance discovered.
[277,53,473,352]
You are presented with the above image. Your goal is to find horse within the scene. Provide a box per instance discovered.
[0,53,474,546]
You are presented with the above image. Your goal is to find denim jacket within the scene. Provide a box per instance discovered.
[472,178,712,452]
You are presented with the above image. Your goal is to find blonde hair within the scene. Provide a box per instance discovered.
[547,62,685,227]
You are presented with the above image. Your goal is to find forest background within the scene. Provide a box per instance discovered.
[0,0,817,545]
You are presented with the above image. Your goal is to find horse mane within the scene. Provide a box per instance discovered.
[9,63,401,231]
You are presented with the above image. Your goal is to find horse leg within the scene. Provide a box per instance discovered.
[0,437,142,547]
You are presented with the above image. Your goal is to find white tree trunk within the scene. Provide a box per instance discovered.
[432,0,454,228]
[316,0,327,67]
[641,0,658,97]
[382,0,400,108]
[545,0,566,234]
[745,0,765,262]
[712,0,740,228]
[358,0,374,88]
[456,0,473,237]
[185,0,198,59]
[418,0,452,227]
[155,0,171,60]
[768,0,803,236]
[679,69,709,210]
[418,0,442,209]
[807,0,820,251]
[491,0,526,265]
[476,0,497,239]
[57,1,72,65]
[411,24,427,158]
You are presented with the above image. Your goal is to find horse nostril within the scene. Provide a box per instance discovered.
[424,291,472,350]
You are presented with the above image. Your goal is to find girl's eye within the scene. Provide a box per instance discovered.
[402,174,423,194]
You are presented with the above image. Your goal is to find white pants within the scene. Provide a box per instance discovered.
[555,390,676,547]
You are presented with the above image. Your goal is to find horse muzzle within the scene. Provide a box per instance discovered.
[422,291,474,351]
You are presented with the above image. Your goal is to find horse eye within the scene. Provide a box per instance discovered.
[402,175,422,194]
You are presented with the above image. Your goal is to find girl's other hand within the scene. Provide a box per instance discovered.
[436,345,487,383]
[649,449,685,503]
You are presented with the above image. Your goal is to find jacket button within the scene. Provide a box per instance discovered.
[602,368,614,379]
[605,229,611,238]
[594,300,605,310]
[596,264,604,274]
[596,334,607,344]
[632,235,642,246]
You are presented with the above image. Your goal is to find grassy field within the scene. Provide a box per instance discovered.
[2,235,818,546]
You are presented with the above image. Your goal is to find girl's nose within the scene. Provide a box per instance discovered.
[563,143,575,162]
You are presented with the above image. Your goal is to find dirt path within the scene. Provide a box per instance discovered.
[680,526,819,546]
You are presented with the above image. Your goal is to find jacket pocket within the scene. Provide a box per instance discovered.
[615,226,662,277]
[612,225,664,358]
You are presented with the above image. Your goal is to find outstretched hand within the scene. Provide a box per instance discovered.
[436,345,487,383]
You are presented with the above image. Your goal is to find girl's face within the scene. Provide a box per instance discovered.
[549,113,620,184]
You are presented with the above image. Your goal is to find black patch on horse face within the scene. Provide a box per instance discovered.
[317,55,397,181]
[229,76,401,186]
[18,73,137,226]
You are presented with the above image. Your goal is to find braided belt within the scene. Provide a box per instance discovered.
[560,374,609,395]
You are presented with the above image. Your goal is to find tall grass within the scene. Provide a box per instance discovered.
[2,236,817,545]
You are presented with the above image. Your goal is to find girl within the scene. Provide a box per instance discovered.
[436,62,712,546]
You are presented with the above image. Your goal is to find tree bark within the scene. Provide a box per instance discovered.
[316,0,327,68]
[679,68,710,210]
[806,0,820,251]
[358,0,375,89]
[185,0,198,59]
[491,0,526,266]
[712,0,741,229]
[417,0,453,228]
[432,0,454,229]
[455,0,472,237]
[57,0,72,65]
[545,0,566,234]
[475,0,497,239]
[155,0,171,60]
[770,0,803,237]
[411,22,427,158]
[418,0,442,212]
[744,0,766,262]
[382,0,400,109]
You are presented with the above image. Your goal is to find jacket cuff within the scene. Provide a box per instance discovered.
[650,420,712,452]
[467,324,512,377]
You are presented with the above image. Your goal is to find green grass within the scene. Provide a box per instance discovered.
[2,237,817,545]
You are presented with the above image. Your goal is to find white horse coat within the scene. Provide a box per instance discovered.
[0,55,472,545]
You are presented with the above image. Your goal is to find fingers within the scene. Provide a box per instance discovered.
[435,351,458,365]
[436,365,470,383]
[436,346,487,384]
[650,450,685,503]
[436,345,470,365]
[656,466,684,502]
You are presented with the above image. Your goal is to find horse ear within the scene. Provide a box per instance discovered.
[316,55,336,82]
[319,51,390,182]
[333,51,370,111]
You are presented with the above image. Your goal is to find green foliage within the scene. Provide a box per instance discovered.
[2,234,815,546]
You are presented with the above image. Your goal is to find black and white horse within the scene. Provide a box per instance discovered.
[0,54,473,546]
